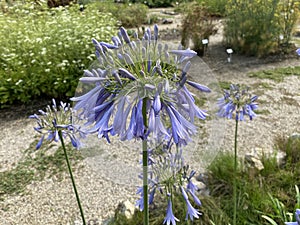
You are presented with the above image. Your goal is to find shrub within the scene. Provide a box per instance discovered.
[0,3,117,107]
[181,2,217,56]
[196,0,227,17]
[94,2,148,29]
[224,0,299,57]
[132,0,177,8]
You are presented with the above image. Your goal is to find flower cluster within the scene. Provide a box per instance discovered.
[217,84,258,121]
[29,99,84,149]
[136,143,202,224]
[285,209,300,225]
[71,25,210,146]
[71,25,209,224]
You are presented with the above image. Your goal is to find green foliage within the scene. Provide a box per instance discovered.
[132,0,176,8]
[95,2,148,29]
[248,66,300,82]
[224,0,299,57]
[0,140,83,200]
[275,134,300,167]
[0,3,117,107]
[196,0,227,17]
[181,2,217,56]
[261,185,300,224]
[207,146,300,225]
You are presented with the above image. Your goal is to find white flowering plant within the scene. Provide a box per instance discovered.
[0,2,117,107]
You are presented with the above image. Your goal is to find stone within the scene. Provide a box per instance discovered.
[245,147,286,169]
[118,200,136,219]
[245,150,264,171]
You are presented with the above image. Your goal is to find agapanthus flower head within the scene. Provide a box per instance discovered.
[296,48,300,56]
[285,209,300,225]
[217,84,258,121]
[71,25,210,146]
[136,142,202,224]
[29,99,84,149]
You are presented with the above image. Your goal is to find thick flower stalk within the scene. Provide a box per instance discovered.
[30,99,86,225]
[217,84,258,225]
[285,209,300,225]
[72,25,209,225]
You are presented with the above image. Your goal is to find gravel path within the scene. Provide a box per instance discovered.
[1,12,300,224]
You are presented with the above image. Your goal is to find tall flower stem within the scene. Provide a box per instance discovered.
[233,119,239,225]
[142,98,149,225]
[58,131,86,225]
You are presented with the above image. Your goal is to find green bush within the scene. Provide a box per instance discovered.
[92,2,149,34]
[95,2,148,29]
[224,0,299,57]
[196,0,227,17]
[0,3,117,107]
[181,2,217,56]
[132,0,177,8]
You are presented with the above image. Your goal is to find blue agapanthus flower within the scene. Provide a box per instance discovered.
[29,99,84,149]
[285,209,300,225]
[71,25,210,146]
[217,84,258,121]
[136,143,202,224]
[163,196,180,225]
[296,48,300,56]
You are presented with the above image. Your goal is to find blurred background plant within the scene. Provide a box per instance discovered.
[180,1,217,56]
[224,0,299,57]
[0,1,117,107]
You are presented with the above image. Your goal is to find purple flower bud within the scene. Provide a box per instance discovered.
[170,49,197,58]
[120,27,131,44]
[186,80,211,93]
[124,53,134,65]
[154,24,159,40]
[100,41,118,49]
[119,68,136,80]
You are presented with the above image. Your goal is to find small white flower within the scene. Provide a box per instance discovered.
[31,59,36,64]
[279,34,284,40]
[36,38,43,43]
[15,79,23,85]
[45,69,50,72]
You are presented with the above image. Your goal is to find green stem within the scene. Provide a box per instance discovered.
[58,131,86,225]
[142,140,149,225]
[142,98,149,225]
[233,119,239,225]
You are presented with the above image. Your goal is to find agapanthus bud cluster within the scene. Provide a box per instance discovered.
[29,99,84,149]
[217,84,258,121]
